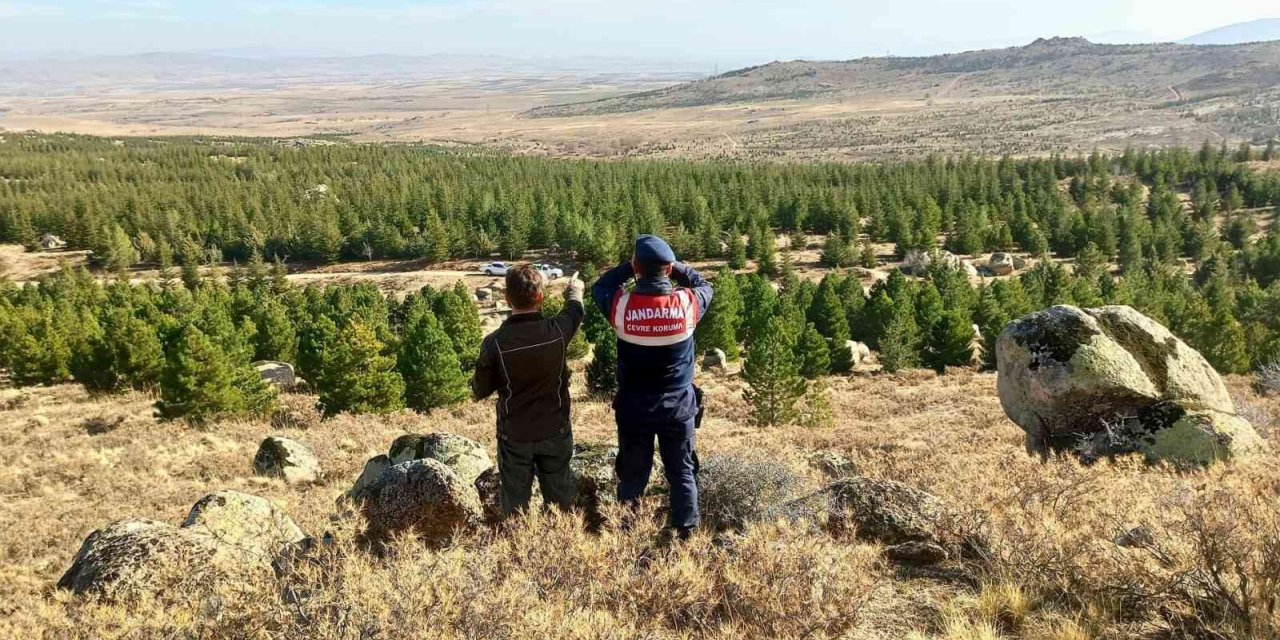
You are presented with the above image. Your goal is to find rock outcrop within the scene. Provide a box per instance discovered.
[182,490,307,561]
[253,436,322,485]
[360,459,483,547]
[348,454,393,501]
[388,433,491,485]
[996,305,1264,465]
[58,519,223,596]
[702,348,728,371]
[59,491,303,597]
[846,341,872,366]
[253,361,298,390]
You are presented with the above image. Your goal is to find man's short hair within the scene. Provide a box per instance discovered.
[505,263,545,309]
[636,260,672,279]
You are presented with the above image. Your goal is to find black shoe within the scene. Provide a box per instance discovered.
[675,526,695,541]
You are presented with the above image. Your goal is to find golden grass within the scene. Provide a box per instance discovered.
[2,369,1279,638]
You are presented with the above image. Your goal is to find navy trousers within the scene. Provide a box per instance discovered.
[616,416,700,530]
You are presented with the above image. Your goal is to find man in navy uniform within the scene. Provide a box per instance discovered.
[591,235,713,539]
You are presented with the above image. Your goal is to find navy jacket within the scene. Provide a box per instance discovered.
[592,262,713,424]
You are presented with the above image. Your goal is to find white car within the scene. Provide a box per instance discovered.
[481,262,509,276]
[536,264,564,279]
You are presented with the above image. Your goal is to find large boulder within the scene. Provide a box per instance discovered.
[360,459,483,547]
[388,433,491,485]
[988,252,1017,276]
[846,341,872,366]
[997,305,1263,464]
[702,348,728,371]
[253,361,298,390]
[57,519,223,596]
[348,454,393,501]
[181,490,306,562]
[253,436,322,485]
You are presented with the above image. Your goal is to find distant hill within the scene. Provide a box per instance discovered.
[1181,18,1280,45]
[524,38,1280,118]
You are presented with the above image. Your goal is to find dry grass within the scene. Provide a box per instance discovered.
[2,369,1279,638]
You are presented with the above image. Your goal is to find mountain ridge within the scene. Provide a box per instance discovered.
[524,38,1280,118]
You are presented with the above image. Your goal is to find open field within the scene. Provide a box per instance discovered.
[4,40,1279,161]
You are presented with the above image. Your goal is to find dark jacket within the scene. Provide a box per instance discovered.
[591,262,713,424]
[472,292,584,443]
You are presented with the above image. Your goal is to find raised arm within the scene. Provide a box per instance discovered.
[670,262,714,317]
[556,276,586,337]
[591,261,634,316]
[470,336,500,401]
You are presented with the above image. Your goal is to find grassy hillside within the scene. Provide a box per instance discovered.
[525,38,1280,117]
[3,369,1278,638]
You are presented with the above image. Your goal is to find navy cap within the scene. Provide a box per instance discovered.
[634,234,676,264]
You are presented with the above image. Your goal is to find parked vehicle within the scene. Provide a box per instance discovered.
[481,262,509,276]
[536,264,564,279]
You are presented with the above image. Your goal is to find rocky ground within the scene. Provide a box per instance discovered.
[2,359,1278,638]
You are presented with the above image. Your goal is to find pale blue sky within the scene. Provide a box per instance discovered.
[0,0,1276,64]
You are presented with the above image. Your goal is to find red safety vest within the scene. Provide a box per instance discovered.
[609,289,700,347]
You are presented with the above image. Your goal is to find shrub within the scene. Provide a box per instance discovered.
[697,452,814,532]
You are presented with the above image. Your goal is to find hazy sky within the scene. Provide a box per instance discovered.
[0,0,1276,64]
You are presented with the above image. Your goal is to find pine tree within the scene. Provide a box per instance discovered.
[296,315,338,384]
[156,325,274,423]
[973,286,1010,370]
[797,323,831,380]
[586,334,618,395]
[317,320,405,417]
[695,267,742,361]
[858,239,878,268]
[253,300,297,363]
[1203,308,1250,375]
[820,234,854,268]
[727,228,747,269]
[807,275,853,372]
[743,316,806,427]
[924,310,975,373]
[542,296,590,359]
[754,223,778,277]
[434,282,483,368]
[583,298,613,346]
[399,311,469,412]
[878,297,921,373]
[94,224,139,275]
[77,308,164,392]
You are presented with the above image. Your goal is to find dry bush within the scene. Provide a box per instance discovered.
[696,452,816,532]
[1252,362,1280,397]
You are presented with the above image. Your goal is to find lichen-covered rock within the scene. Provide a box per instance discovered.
[884,541,949,565]
[182,490,306,562]
[253,436,322,485]
[988,252,1016,276]
[996,305,1262,464]
[348,454,392,501]
[823,477,944,545]
[361,459,483,546]
[571,443,620,525]
[57,519,223,596]
[809,451,859,479]
[254,361,298,390]
[388,433,491,485]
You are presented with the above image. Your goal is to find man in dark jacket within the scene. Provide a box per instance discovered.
[472,264,585,516]
[592,235,713,538]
